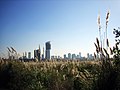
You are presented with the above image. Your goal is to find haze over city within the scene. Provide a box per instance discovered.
[0,0,120,58]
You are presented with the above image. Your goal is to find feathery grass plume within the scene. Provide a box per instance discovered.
[105,10,110,50]
[106,10,110,25]
[94,43,98,50]
[110,47,113,55]
[107,38,109,47]
[94,52,96,59]
[96,38,101,53]
[97,13,100,26]
[96,49,99,54]
[103,48,109,57]
[101,52,105,58]
[7,47,11,52]
[97,13,103,49]
[11,47,16,53]
[100,47,103,53]
[96,38,100,48]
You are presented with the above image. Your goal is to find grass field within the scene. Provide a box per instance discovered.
[0,59,120,90]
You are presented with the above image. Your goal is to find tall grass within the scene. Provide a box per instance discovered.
[93,11,120,90]
[0,60,99,90]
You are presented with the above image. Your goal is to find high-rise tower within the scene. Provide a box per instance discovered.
[39,45,41,60]
[34,45,41,61]
[42,47,44,60]
[28,52,31,59]
[45,41,51,60]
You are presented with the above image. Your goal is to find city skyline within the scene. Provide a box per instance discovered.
[0,0,120,58]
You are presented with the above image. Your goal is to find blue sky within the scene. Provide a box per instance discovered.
[0,0,120,58]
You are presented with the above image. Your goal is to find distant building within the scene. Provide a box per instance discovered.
[58,56,61,59]
[87,53,94,60]
[39,45,41,60]
[79,52,81,59]
[45,41,51,60]
[42,47,44,60]
[34,50,38,60]
[28,52,31,59]
[34,49,40,61]
[68,53,71,59]
[64,54,67,59]
[76,55,80,59]
[23,52,27,59]
[89,54,94,60]
[25,52,27,58]
[87,53,89,59]
[72,54,76,60]
[51,56,54,59]
[34,45,41,61]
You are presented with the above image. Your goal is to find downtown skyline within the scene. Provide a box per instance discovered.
[0,0,120,58]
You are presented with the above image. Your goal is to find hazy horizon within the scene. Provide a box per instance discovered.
[0,0,120,58]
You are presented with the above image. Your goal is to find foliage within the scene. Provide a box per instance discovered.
[0,60,100,90]
[113,27,120,66]
[93,9,120,90]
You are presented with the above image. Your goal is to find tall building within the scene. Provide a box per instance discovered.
[28,52,31,59]
[72,54,76,60]
[42,47,44,60]
[34,50,38,59]
[51,56,54,59]
[39,45,41,60]
[23,52,27,59]
[79,52,81,59]
[45,41,51,60]
[89,54,94,60]
[25,52,27,58]
[76,55,80,59]
[87,53,90,59]
[34,46,41,61]
[68,53,71,59]
[64,54,67,59]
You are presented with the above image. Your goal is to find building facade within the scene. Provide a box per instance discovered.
[34,49,40,61]
[68,53,71,59]
[28,52,31,59]
[45,41,51,60]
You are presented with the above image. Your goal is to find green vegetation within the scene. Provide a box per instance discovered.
[0,60,99,90]
[0,57,120,90]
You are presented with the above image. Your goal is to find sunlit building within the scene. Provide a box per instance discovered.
[41,47,44,60]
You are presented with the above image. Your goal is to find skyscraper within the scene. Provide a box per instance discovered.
[79,52,81,59]
[72,54,76,60]
[39,45,41,60]
[25,52,27,58]
[34,50,38,60]
[28,52,31,59]
[23,52,27,59]
[87,53,90,59]
[68,53,71,59]
[64,54,67,59]
[42,47,44,60]
[45,41,51,60]
[34,45,41,61]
